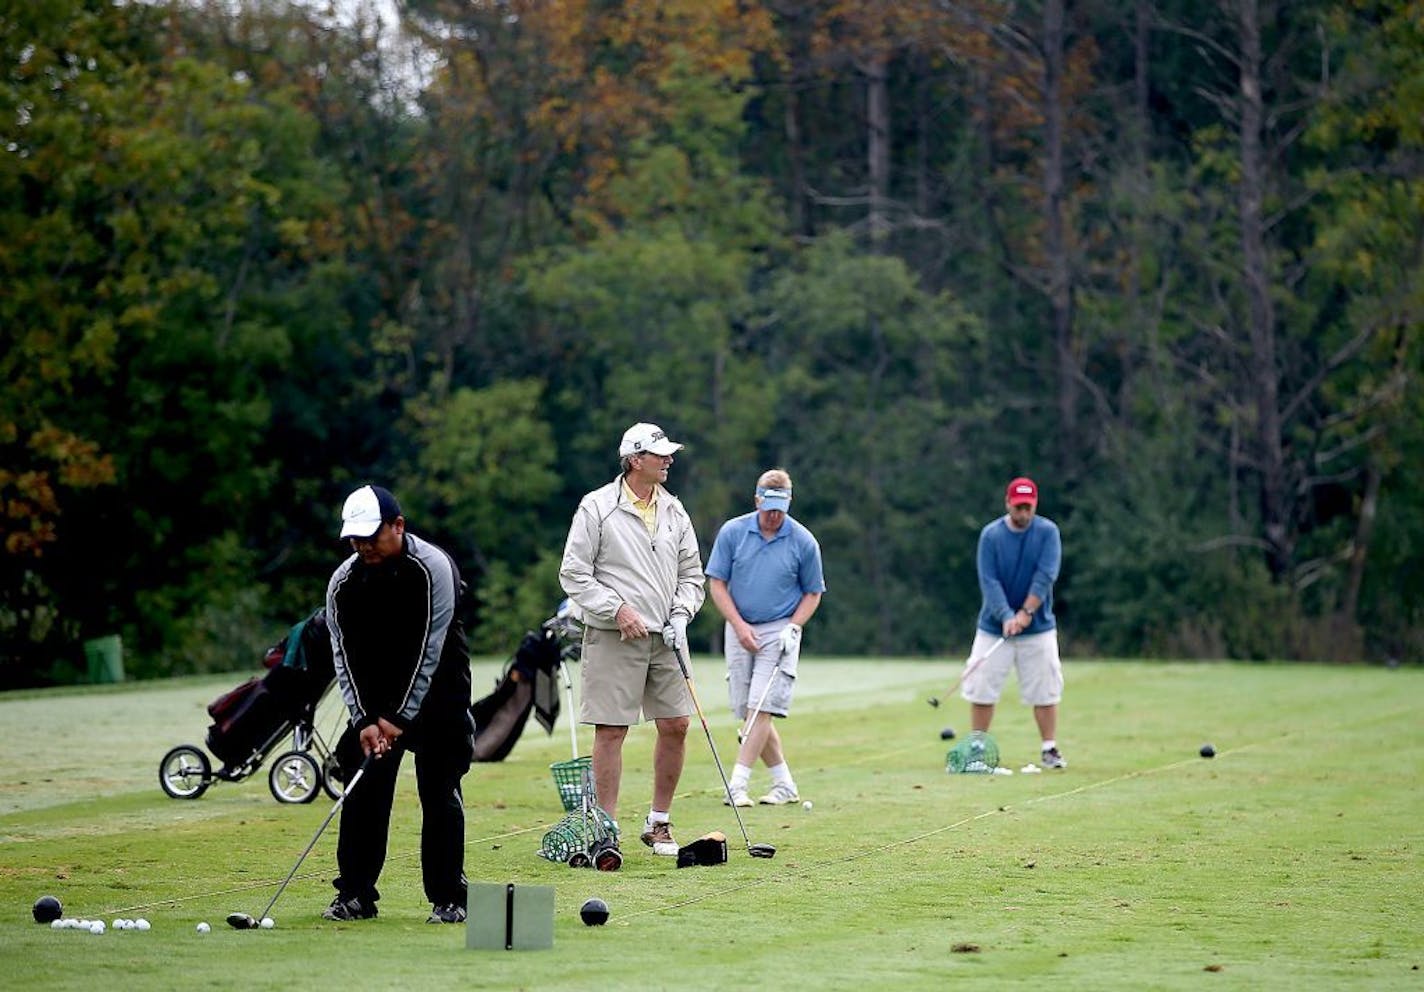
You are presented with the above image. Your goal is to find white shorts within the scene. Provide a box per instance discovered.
[960,629,1062,706]
[725,620,797,719]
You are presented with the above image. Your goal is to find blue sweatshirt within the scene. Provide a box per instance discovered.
[976,514,1061,635]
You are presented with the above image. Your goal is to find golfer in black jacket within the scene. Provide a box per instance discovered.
[323,485,474,924]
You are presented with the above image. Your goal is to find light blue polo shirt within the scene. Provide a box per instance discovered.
[706,512,826,623]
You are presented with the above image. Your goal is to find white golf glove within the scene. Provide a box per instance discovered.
[778,622,802,657]
[662,615,689,655]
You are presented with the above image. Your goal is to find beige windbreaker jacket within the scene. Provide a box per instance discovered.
[558,476,706,631]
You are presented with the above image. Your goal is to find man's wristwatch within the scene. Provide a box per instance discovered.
[1019,606,1034,618]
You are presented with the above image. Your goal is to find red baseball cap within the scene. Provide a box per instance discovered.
[1005,477,1038,506]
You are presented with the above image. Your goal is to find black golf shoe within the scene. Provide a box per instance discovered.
[322,894,377,921]
[426,903,466,924]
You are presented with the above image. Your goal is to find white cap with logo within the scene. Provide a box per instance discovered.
[340,485,402,539]
[619,422,683,458]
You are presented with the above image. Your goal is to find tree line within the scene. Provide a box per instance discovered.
[2,0,1419,686]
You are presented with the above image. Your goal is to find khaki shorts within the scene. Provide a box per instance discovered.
[725,620,797,718]
[579,626,691,726]
[960,629,1062,706]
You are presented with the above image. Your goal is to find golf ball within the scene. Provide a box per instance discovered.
[196,922,210,933]
[802,800,813,811]
[89,921,105,934]
[50,919,64,930]
[135,919,150,931]
[260,917,275,929]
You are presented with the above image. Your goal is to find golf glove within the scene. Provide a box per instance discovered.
[779,622,802,657]
[662,615,689,655]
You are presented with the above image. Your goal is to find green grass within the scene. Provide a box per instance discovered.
[1,658,1420,990]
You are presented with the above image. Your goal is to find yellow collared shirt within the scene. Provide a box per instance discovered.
[622,479,658,536]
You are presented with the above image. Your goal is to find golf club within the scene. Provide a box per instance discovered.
[671,642,776,860]
[737,662,781,744]
[226,752,375,929]
[932,635,1006,704]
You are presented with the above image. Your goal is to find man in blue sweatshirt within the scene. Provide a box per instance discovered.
[962,476,1066,769]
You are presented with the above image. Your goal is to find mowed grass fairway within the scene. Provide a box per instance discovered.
[1,658,1419,991]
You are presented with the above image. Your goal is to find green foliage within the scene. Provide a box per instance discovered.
[3,0,1422,682]
[527,223,776,539]
[758,234,991,653]
[399,379,566,649]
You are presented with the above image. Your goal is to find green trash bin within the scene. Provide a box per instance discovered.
[84,634,125,683]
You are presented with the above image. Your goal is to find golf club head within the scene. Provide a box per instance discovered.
[225,912,258,930]
[747,843,777,859]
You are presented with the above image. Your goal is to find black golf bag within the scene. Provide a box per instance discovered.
[205,609,336,769]
[470,625,570,762]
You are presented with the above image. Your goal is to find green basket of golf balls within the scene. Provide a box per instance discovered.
[946,731,1000,774]
[550,756,594,813]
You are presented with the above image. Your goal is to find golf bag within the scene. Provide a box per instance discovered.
[161,606,342,802]
[470,625,568,762]
[205,609,336,769]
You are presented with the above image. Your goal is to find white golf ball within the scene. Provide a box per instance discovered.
[50,919,64,929]
[135,918,150,931]
[196,922,210,933]
[89,921,105,934]
[112,918,126,930]
[802,800,813,811]
[259,917,274,929]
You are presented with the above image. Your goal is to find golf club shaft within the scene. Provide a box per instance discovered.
[257,752,373,922]
[945,636,1006,697]
[671,643,759,855]
[560,662,579,760]
[737,662,781,743]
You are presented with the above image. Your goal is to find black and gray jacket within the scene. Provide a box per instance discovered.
[326,532,471,736]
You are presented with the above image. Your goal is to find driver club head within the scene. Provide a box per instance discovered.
[748,843,777,859]
[225,912,259,930]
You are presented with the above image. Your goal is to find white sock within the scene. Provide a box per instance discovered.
[1042,739,1057,752]
[647,809,669,826]
[768,762,795,789]
[730,764,751,791]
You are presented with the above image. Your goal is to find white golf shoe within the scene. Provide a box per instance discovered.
[758,783,800,806]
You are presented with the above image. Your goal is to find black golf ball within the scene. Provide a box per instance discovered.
[1200,744,1216,758]
[32,895,62,924]
[580,897,609,926]
[940,727,956,740]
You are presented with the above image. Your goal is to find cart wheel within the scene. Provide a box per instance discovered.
[320,754,345,801]
[567,851,591,868]
[268,751,321,804]
[593,847,622,872]
[159,745,212,799]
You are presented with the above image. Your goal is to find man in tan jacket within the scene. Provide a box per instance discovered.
[559,423,706,862]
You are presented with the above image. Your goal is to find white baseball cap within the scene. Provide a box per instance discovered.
[340,485,402,538]
[618,422,683,458]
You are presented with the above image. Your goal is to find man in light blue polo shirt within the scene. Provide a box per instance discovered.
[706,468,826,806]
